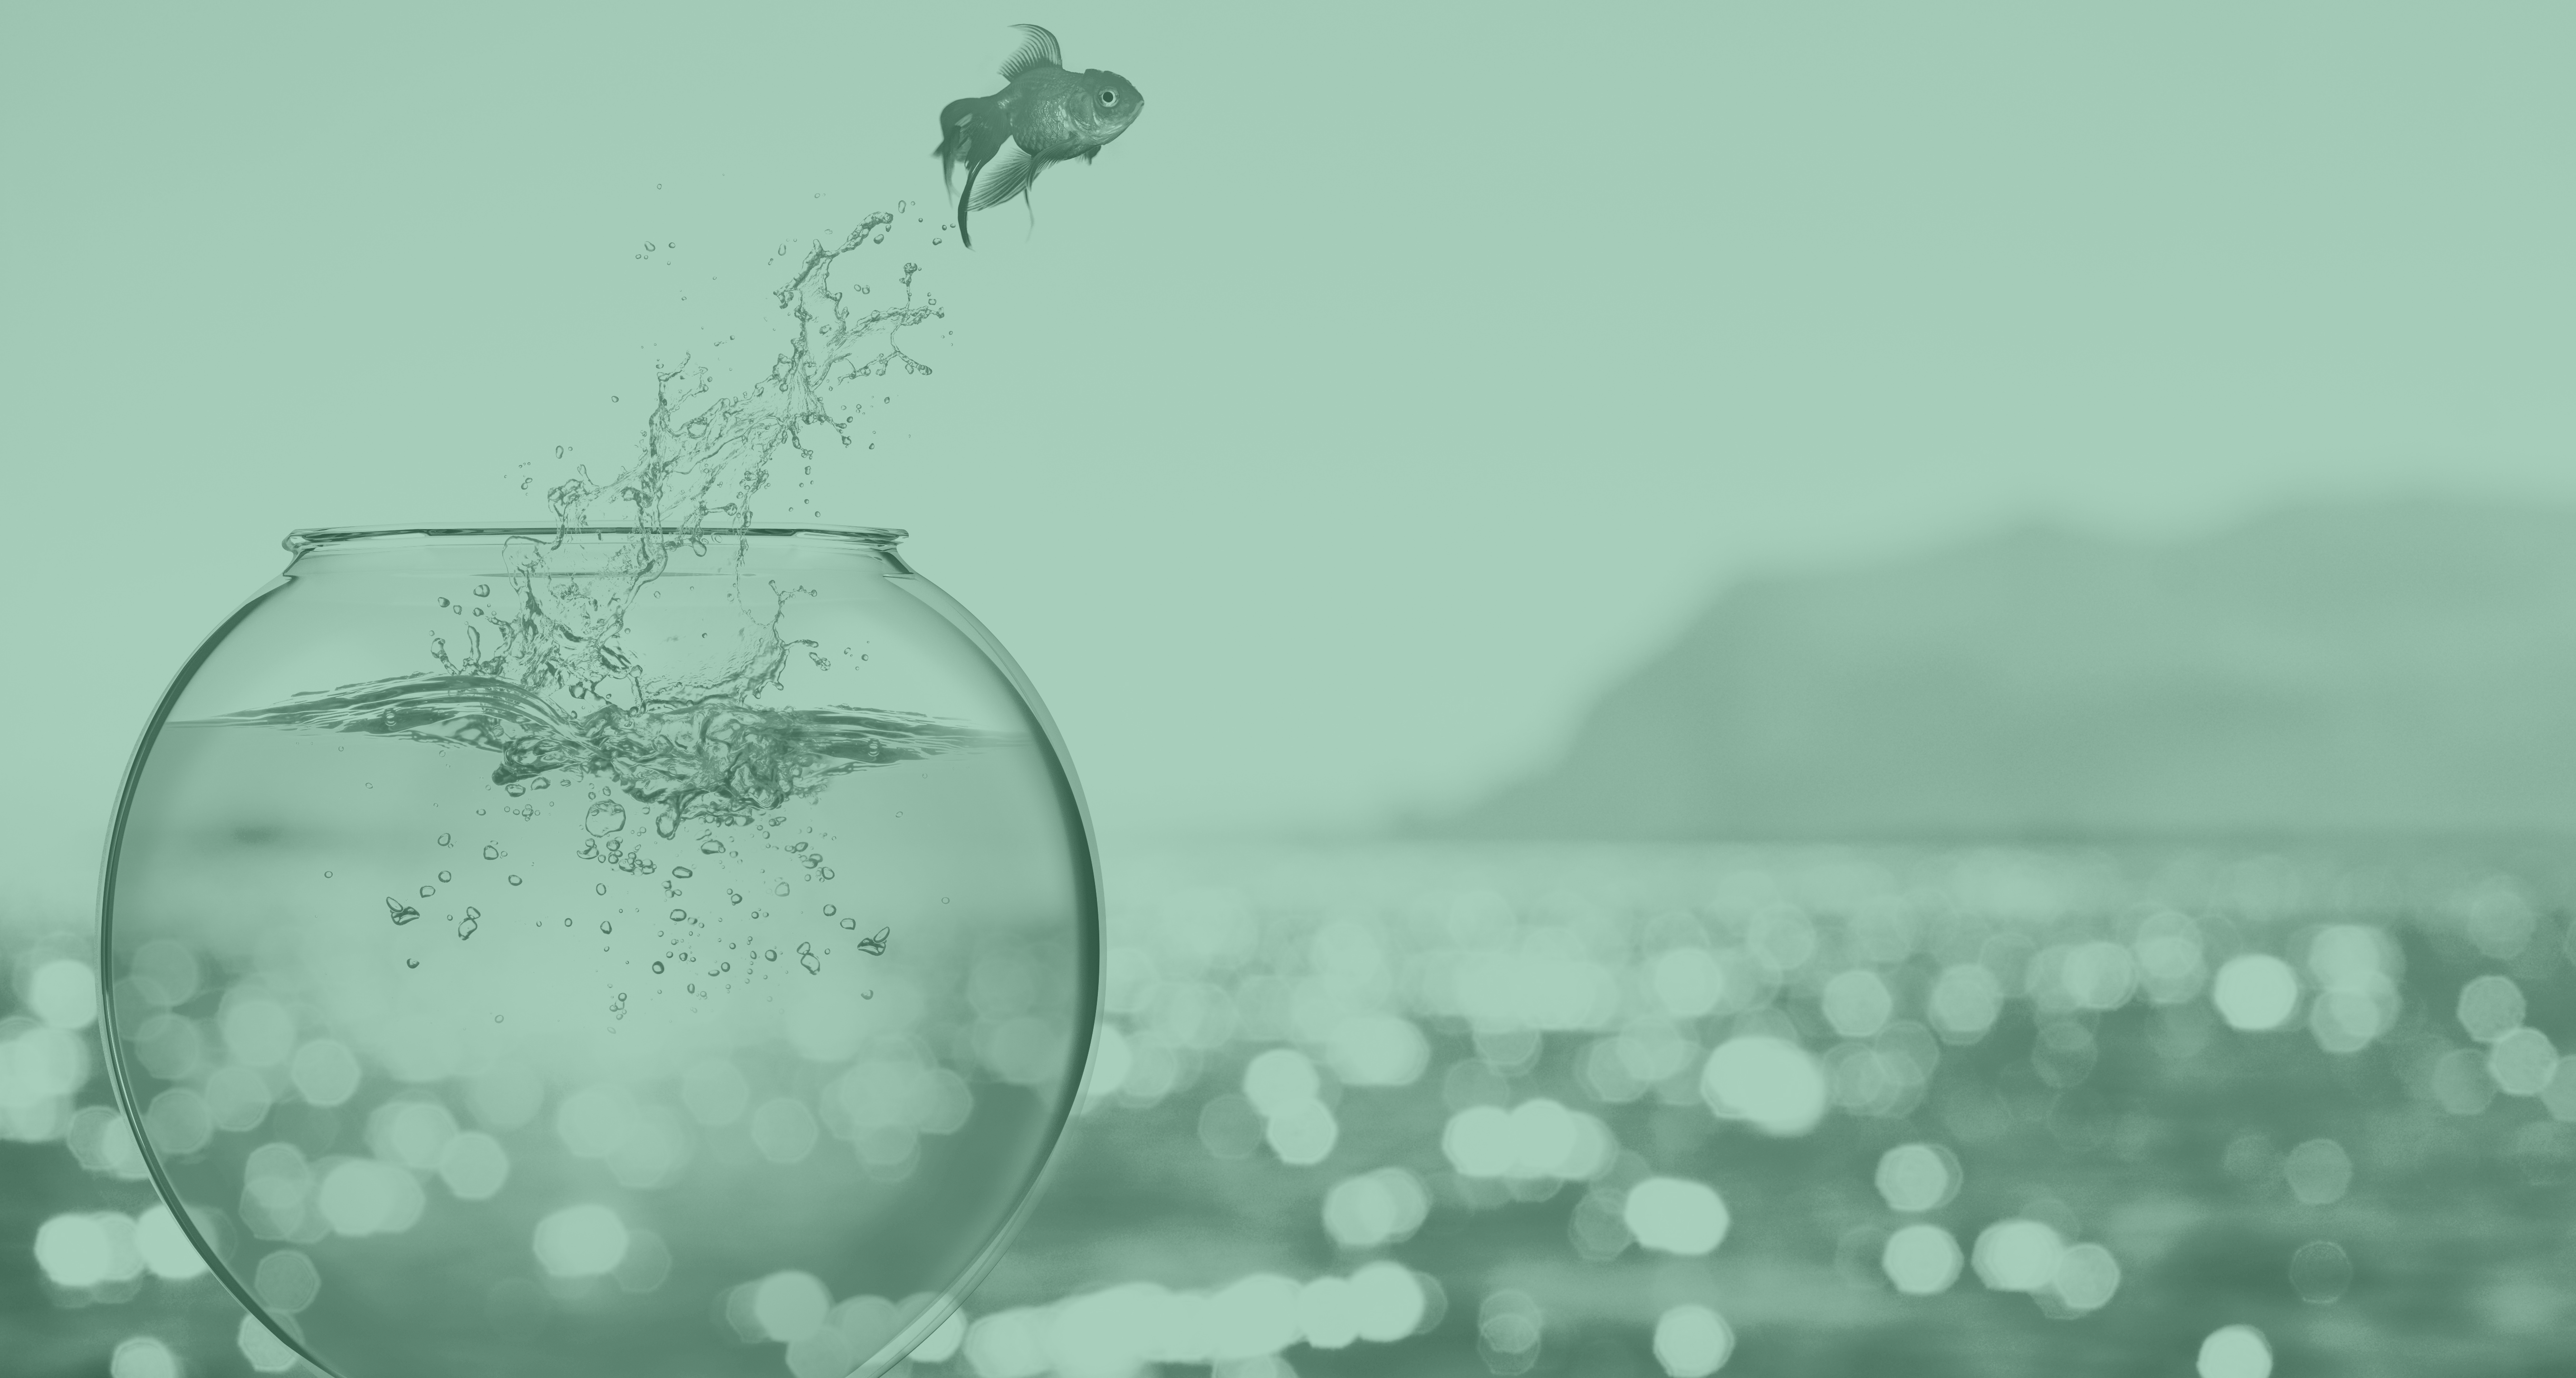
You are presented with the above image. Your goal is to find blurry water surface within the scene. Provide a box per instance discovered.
[13,838,2576,1377]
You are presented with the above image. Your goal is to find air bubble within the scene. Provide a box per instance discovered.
[473,584,490,597]
[670,909,688,922]
[405,958,420,969]
[653,962,665,974]
[856,928,889,956]
[386,898,421,925]
[586,800,628,836]
[484,844,500,860]
[800,952,822,975]
[775,882,791,897]
[506,783,527,797]
[509,875,523,886]
[601,921,613,934]
[673,866,693,879]
[822,904,836,916]
[419,885,436,898]
[840,916,858,930]
[765,949,778,962]
[596,884,608,896]
[700,838,725,855]
[459,914,480,941]
[437,833,453,847]
[437,870,452,883]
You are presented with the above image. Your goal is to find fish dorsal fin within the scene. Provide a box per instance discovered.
[999,23,1062,78]
[969,141,1046,212]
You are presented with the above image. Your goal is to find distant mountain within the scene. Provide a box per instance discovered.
[1449,500,2576,840]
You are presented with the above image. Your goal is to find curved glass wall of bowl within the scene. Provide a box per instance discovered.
[97,525,1100,1378]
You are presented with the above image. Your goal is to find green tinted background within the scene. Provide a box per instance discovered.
[11,6,2576,1378]
[7,1,2576,896]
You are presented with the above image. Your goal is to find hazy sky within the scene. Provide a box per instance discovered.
[6,2,2576,908]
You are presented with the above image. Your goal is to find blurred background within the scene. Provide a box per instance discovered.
[10,2,2576,1376]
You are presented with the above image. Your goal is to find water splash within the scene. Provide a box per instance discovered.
[447,211,942,704]
[217,674,1009,836]
[217,210,978,837]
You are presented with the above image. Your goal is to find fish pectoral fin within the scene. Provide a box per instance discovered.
[998,23,1062,78]
[969,142,1047,212]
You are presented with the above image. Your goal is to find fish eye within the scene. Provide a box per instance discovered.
[1099,89,1117,106]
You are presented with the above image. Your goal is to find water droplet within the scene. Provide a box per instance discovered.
[672,866,693,879]
[586,800,628,836]
[652,961,665,973]
[385,897,421,925]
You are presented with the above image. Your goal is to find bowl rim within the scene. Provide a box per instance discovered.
[283,523,909,554]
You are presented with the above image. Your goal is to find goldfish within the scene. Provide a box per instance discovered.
[933,24,1143,248]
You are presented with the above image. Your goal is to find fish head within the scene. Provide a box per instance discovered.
[1070,68,1144,143]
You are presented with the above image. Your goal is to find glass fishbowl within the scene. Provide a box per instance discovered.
[96,524,1099,1378]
